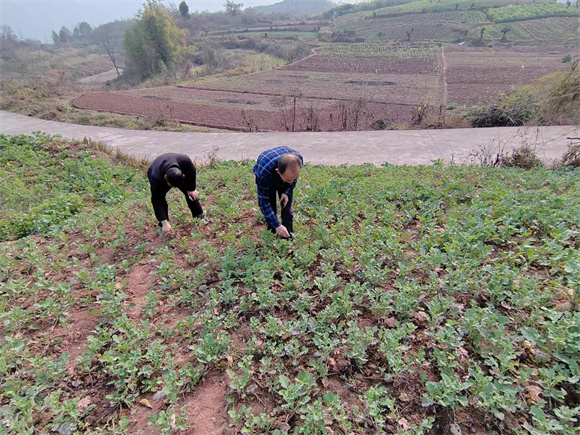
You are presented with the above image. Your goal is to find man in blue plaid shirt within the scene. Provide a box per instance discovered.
[253,146,303,238]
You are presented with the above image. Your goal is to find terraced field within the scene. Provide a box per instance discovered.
[513,16,580,42]
[444,45,572,104]
[337,12,480,42]
[69,0,578,132]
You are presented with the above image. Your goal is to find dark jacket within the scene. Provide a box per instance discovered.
[147,153,197,222]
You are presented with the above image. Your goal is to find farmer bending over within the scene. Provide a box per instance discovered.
[253,146,303,239]
[147,153,203,236]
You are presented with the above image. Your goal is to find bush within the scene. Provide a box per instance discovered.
[498,145,544,170]
[468,142,544,169]
[557,144,580,168]
[537,60,580,123]
[467,104,530,128]
[468,87,535,127]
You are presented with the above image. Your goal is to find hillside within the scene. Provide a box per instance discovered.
[251,0,335,15]
[1,133,579,434]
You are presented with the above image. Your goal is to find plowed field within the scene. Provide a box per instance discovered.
[72,44,572,131]
[444,45,572,104]
[73,88,418,132]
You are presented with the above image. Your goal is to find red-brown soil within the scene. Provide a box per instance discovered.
[181,373,229,435]
[72,45,569,131]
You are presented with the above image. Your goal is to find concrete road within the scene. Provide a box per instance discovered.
[1,110,577,166]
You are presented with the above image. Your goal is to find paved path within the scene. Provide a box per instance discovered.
[1,110,577,165]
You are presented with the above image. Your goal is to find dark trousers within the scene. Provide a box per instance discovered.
[267,183,294,234]
[149,180,203,223]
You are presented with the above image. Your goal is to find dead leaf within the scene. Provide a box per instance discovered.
[398,418,409,430]
[226,355,234,366]
[411,311,429,326]
[276,422,291,433]
[450,423,462,435]
[398,392,411,402]
[115,282,122,290]
[170,412,176,429]
[554,302,573,312]
[77,397,92,411]
[526,385,543,403]
[138,398,153,409]
[385,317,397,328]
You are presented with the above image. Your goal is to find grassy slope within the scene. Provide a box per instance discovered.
[1,134,579,434]
[0,45,111,82]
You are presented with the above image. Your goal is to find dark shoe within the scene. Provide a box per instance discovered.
[194,214,208,225]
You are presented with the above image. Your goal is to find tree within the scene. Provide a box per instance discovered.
[480,26,486,40]
[179,1,189,18]
[92,21,132,77]
[1,25,16,41]
[73,23,92,41]
[78,22,93,38]
[405,26,414,42]
[52,31,60,45]
[225,0,244,16]
[0,25,18,60]
[59,26,71,43]
[500,26,511,42]
[124,0,188,79]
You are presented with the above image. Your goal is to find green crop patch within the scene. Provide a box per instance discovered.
[0,133,147,241]
[487,2,580,23]
[1,134,579,434]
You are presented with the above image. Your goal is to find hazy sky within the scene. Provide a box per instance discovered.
[0,0,286,42]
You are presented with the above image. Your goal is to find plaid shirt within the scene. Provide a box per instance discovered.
[253,146,303,229]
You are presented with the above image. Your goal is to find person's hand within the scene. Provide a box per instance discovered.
[161,221,172,237]
[188,190,199,201]
[275,225,291,238]
[280,193,289,209]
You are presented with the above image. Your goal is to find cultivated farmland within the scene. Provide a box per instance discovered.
[2,133,579,434]
[73,40,571,131]
[444,45,572,104]
[65,0,579,132]
[513,17,580,42]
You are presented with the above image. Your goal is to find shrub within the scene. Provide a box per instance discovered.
[498,145,544,170]
[557,144,580,168]
[468,142,544,169]
[537,60,580,123]
[468,87,535,127]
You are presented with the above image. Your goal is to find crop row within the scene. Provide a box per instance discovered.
[186,70,439,105]
[365,10,489,24]
[2,133,579,434]
[487,2,580,23]
[359,0,537,17]
[513,16,580,41]
[286,55,437,74]
[319,42,438,59]
[342,20,469,42]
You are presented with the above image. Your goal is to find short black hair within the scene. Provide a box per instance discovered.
[278,153,302,174]
[166,167,184,187]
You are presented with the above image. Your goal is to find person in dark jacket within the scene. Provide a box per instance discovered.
[147,153,203,236]
[253,146,303,239]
